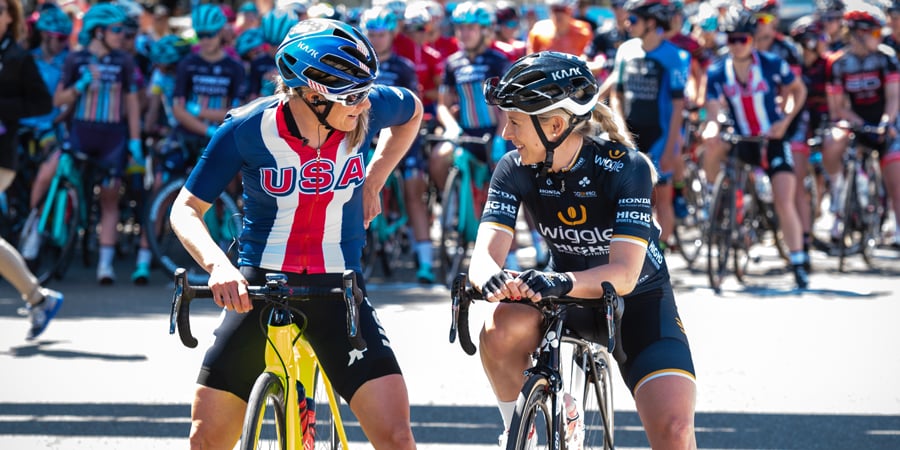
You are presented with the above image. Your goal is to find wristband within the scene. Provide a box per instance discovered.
[206,124,218,138]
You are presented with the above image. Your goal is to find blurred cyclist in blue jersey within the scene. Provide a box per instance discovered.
[49,3,143,284]
[246,7,297,100]
[172,3,246,151]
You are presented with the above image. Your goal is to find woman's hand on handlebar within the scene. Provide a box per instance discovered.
[480,270,526,302]
[208,263,251,313]
[517,269,574,302]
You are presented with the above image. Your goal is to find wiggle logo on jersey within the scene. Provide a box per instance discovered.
[259,154,366,197]
[595,154,625,172]
[608,149,626,159]
[557,205,587,226]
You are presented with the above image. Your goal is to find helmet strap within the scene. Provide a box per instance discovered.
[530,114,581,179]
[302,96,335,131]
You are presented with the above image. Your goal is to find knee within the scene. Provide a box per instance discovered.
[480,306,540,357]
[648,415,695,449]
[370,424,416,450]
[189,421,230,450]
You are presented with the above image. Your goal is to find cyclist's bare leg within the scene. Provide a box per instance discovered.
[29,150,60,209]
[189,385,245,450]
[792,150,813,242]
[822,129,849,206]
[656,183,675,247]
[428,141,454,193]
[771,171,804,252]
[98,183,121,248]
[634,375,697,450]
[349,374,417,449]
[700,137,726,186]
[478,303,543,401]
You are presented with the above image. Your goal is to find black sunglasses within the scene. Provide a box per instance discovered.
[727,34,751,45]
[196,31,218,39]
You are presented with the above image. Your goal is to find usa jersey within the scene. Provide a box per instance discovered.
[707,50,795,136]
[481,140,670,296]
[60,49,137,125]
[184,85,418,274]
[442,48,509,131]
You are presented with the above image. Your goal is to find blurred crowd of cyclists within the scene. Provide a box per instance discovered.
[3,0,900,299]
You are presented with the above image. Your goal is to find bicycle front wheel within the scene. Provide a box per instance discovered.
[311,365,340,450]
[706,174,735,294]
[241,372,287,450]
[582,349,615,450]
[145,177,241,284]
[507,375,560,450]
[673,161,708,268]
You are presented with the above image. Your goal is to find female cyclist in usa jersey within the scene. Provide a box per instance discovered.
[169,19,421,450]
[476,51,697,449]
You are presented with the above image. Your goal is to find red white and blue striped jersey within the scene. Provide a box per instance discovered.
[184,85,418,274]
[706,50,796,136]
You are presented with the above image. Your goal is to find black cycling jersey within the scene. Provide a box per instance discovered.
[826,45,900,124]
[480,138,670,297]
[587,22,630,70]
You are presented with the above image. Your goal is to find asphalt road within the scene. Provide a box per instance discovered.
[1,237,898,449]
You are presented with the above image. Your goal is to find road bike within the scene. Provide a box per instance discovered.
[170,267,366,449]
[17,126,112,284]
[828,121,892,271]
[143,135,242,285]
[425,134,492,288]
[706,131,789,294]
[449,273,623,450]
[672,106,711,268]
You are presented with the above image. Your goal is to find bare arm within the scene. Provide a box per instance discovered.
[567,240,647,298]
[172,97,212,136]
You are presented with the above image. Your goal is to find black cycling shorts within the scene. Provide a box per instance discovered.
[197,267,402,403]
[736,139,795,176]
[565,284,695,394]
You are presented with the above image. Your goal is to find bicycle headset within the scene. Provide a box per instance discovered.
[35,5,73,36]
[275,19,378,130]
[483,51,600,177]
[78,3,127,47]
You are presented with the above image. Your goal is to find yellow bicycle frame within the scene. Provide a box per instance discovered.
[266,321,350,448]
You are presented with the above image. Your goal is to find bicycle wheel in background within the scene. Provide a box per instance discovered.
[706,174,735,294]
[311,365,339,450]
[240,372,287,450]
[837,165,863,273]
[673,161,708,268]
[860,158,889,270]
[438,168,469,288]
[507,375,559,449]
[18,182,81,285]
[145,177,241,285]
[582,349,615,450]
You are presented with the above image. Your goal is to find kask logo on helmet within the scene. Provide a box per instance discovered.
[551,67,584,81]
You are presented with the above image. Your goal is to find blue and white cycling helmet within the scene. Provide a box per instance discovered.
[451,1,495,27]
[235,27,266,57]
[373,0,407,18]
[192,3,228,34]
[150,34,192,65]
[360,6,399,32]
[261,8,300,46]
[79,3,127,45]
[275,19,378,95]
[35,5,73,36]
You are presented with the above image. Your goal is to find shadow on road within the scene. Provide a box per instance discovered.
[1,402,897,449]
[0,340,148,361]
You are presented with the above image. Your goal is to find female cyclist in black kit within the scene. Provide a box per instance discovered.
[472,51,697,449]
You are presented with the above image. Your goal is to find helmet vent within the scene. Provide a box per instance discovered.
[324,53,371,79]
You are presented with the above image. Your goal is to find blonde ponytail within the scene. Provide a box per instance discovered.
[582,101,635,149]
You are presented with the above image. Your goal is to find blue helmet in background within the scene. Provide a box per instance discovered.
[360,6,398,33]
[150,34,192,65]
[192,3,228,34]
[275,19,377,93]
[261,8,300,46]
[79,3,127,45]
[235,27,266,57]
[451,1,495,27]
[35,5,73,36]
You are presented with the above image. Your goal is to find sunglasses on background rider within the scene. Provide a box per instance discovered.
[726,34,752,45]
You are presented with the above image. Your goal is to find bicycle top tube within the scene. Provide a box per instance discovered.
[449,273,625,362]
[169,268,366,351]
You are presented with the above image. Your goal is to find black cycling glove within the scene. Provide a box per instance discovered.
[517,269,574,299]
[481,270,513,297]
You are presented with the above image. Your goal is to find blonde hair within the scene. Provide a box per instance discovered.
[275,79,369,151]
[4,0,26,42]
[536,101,635,149]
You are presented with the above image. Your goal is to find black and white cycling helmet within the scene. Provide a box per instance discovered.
[624,0,675,29]
[484,51,599,117]
[484,51,600,175]
[722,9,758,34]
